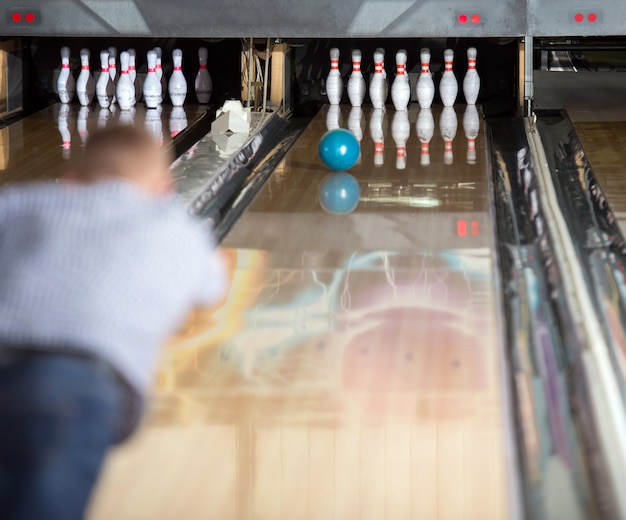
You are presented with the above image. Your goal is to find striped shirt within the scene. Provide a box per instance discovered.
[0,180,226,395]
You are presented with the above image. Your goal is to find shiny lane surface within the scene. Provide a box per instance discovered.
[0,103,205,185]
[171,112,268,202]
[90,104,511,520]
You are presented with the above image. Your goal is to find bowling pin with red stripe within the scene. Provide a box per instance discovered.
[347,49,366,107]
[370,50,387,109]
[116,51,134,111]
[463,47,480,105]
[169,49,187,107]
[391,50,410,111]
[57,47,75,104]
[143,50,161,109]
[440,49,458,107]
[96,50,114,108]
[326,48,343,105]
[416,48,434,109]
[76,49,95,106]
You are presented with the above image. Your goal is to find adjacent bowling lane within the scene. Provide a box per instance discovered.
[535,70,626,232]
[90,105,516,520]
[0,103,206,185]
[573,121,626,229]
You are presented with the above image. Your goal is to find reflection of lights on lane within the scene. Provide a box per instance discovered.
[358,195,441,208]
[216,250,490,383]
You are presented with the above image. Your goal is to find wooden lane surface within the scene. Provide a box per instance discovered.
[0,103,205,185]
[89,105,512,520]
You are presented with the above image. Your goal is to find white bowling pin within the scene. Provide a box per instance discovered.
[391,50,411,111]
[57,103,71,160]
[76,49,95,106]
[347,49,366,107]
[169,49,187,107]
[463,47,480,105]
[107,47,117,83]
[108,47,117,103]
[440,49,458,107]
[154,47,167,104]
[127,49,139,105]
[143,50,162,109]
[195,47,213,104]
[326,104,342,130]
[77,105,89,145]
[116,51,134,111]
[416,108,434,166]
[463,104,480,165]
[416,48,434,109]
[145,107,163,145]
[57,47,75,103]
[391,110,410,169]
[399,49,409,83]
[376,47,389,101]
[370,50,387,109]
[440,106,458,165]
[326,48,343,105]
[169,106,188,138]
[370,108,385,166]
[96,50,114,108]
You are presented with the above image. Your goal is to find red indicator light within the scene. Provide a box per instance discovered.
[458,13,468,24]
[574,13,584,22]
[25,12,35,23]
[457,220,467,237]
[471,220,480,236]
[588,12,597,22]
[11,12,22,23]
[471,13,481,24]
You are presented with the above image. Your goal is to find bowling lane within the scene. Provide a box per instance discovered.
[535,70,626,231]
[0,103,206,185]
[574,121,626,230]
[90,105,515,520]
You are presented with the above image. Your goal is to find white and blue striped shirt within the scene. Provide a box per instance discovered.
[0,180,226,395]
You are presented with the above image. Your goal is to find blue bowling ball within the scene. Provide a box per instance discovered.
[319,172,360,215]
[318,128,360,171]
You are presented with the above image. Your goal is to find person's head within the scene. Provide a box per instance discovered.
[66,125,174,195]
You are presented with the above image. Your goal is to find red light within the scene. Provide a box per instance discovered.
[25,12,35,23]
[471,13,481,24]
[574,13,584,23]
[588,13,597,22]
[458,14,468,24]
[471,220,480,236]
[11,12,22,23]
[457,220,467,237]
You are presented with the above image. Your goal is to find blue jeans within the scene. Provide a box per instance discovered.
[0,351,132,520]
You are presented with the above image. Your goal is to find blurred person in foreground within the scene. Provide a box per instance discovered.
[0,125,226,520]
